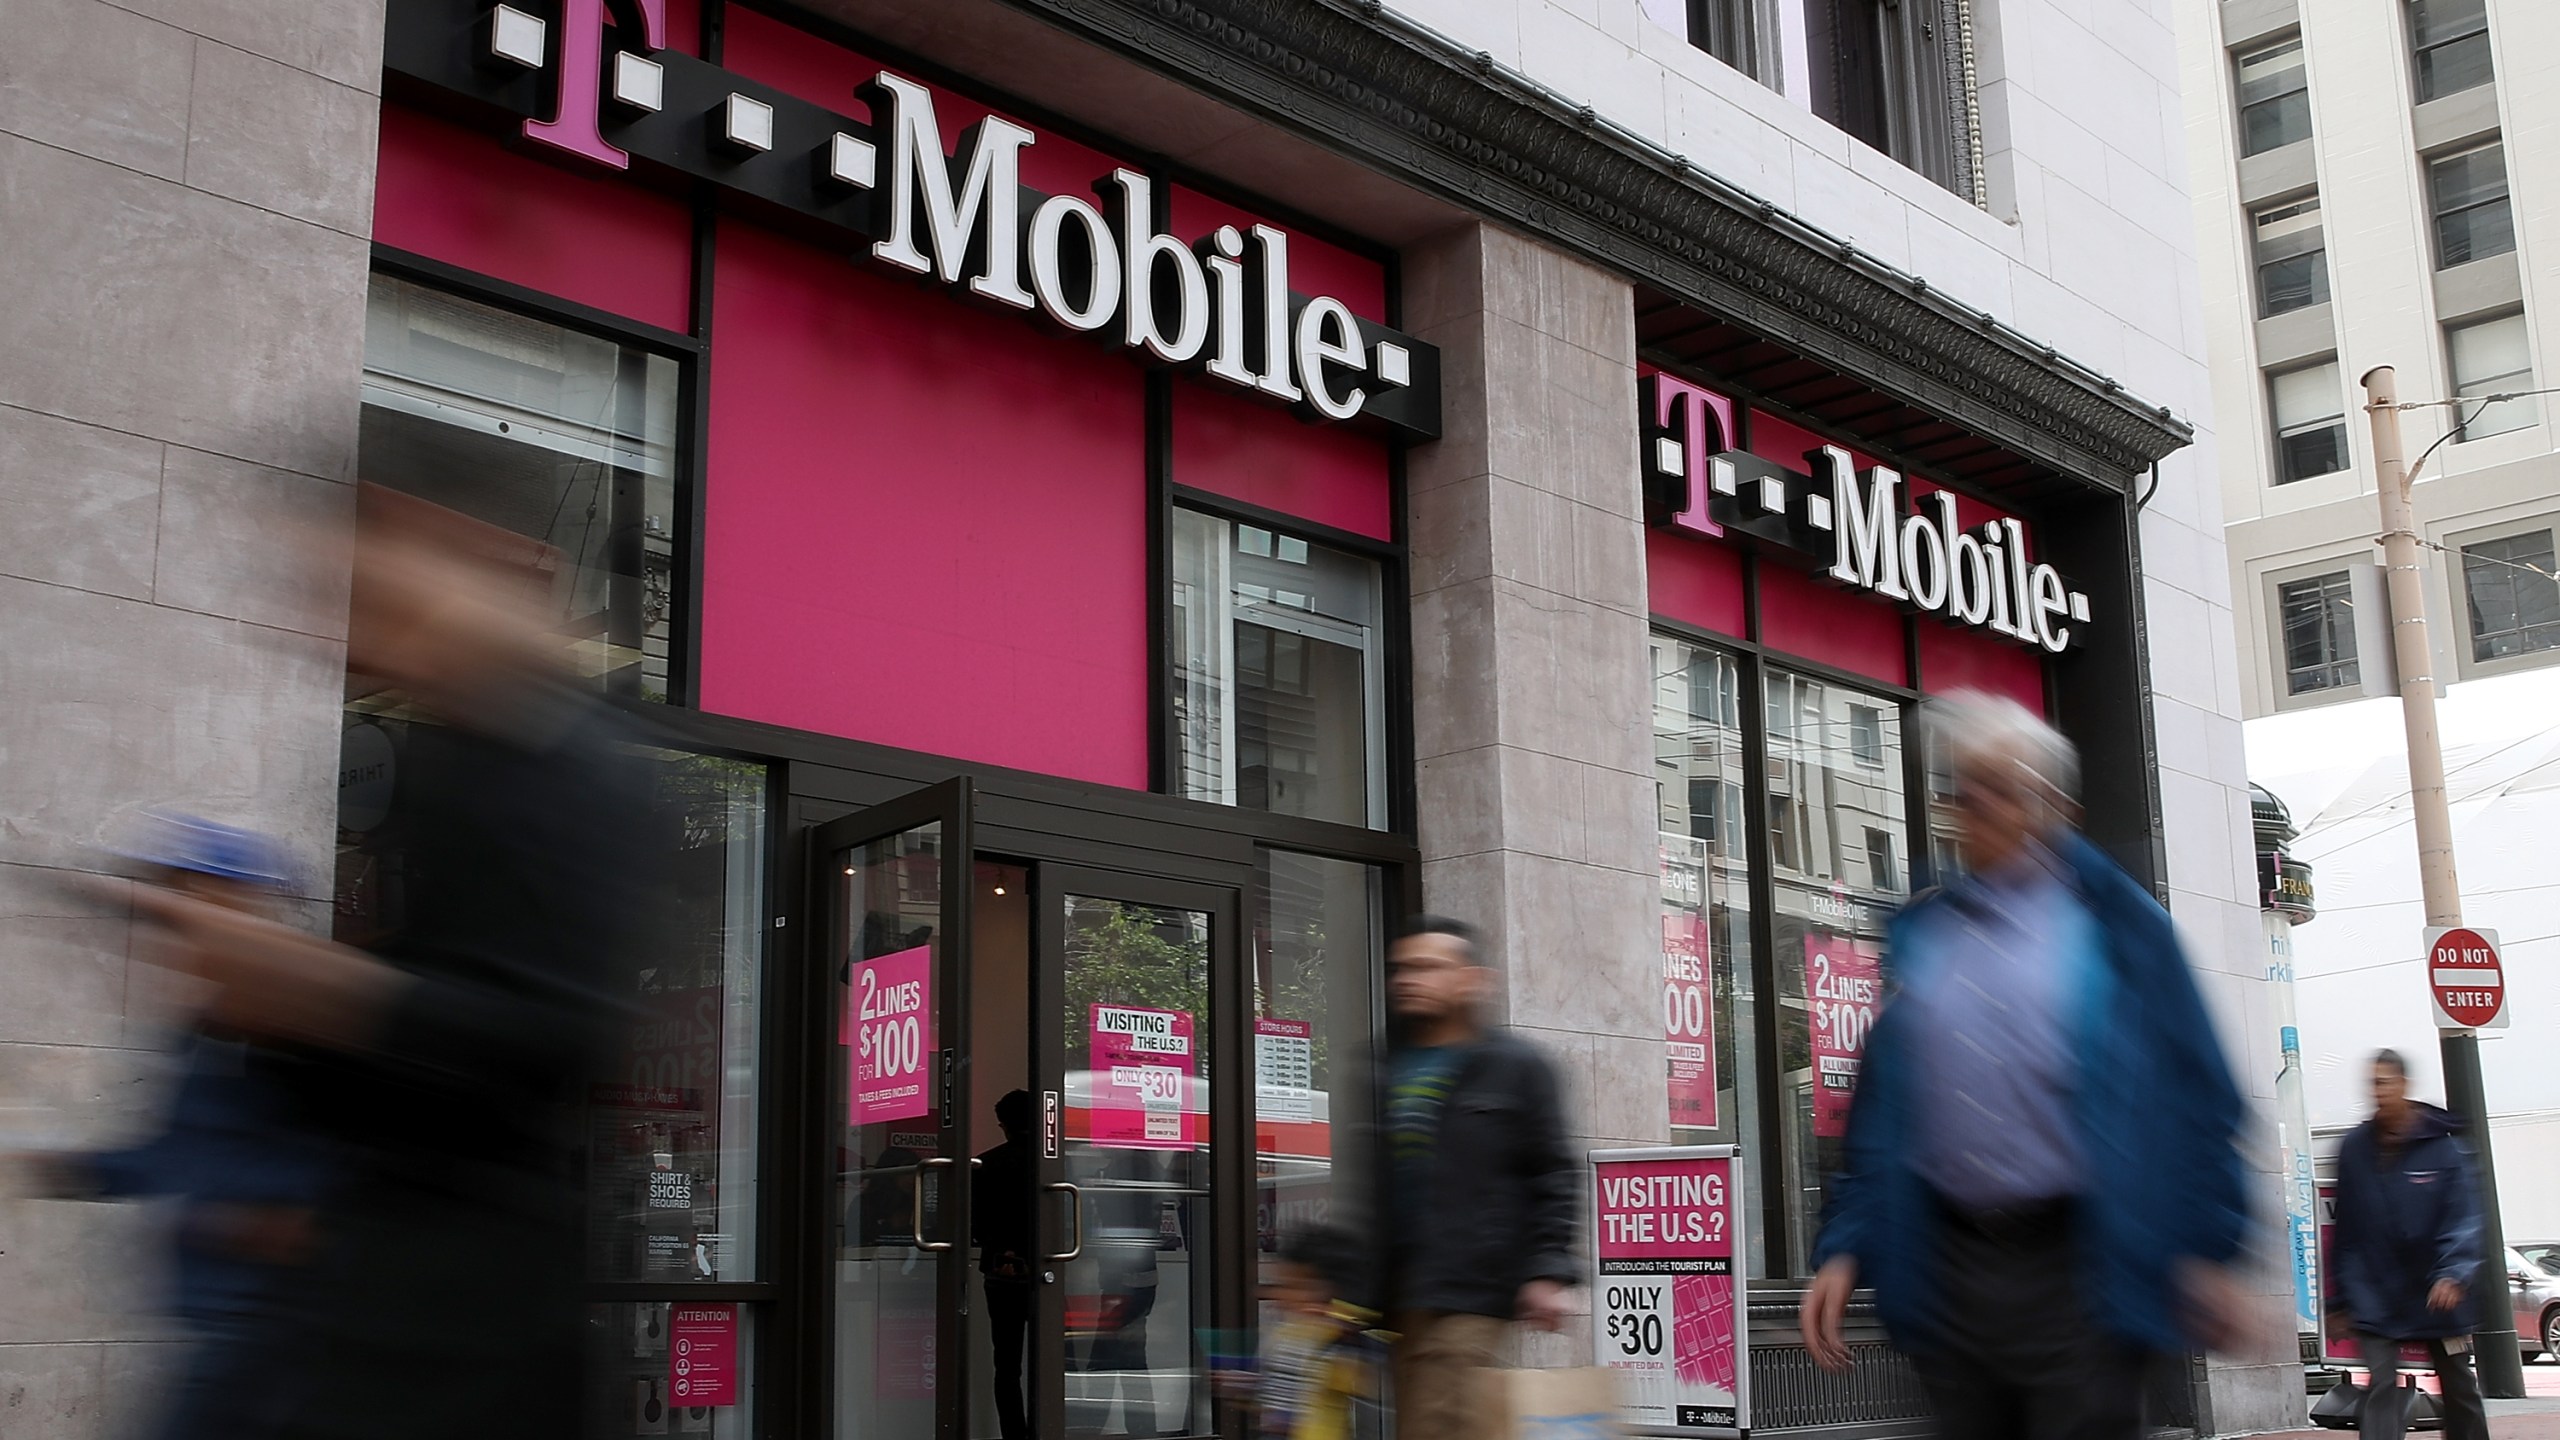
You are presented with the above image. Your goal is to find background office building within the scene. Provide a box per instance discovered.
[1,0,2292,1435]
[2179,0,2560,1286]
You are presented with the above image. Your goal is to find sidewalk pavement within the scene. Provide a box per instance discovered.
[2253,1396,2560,1439]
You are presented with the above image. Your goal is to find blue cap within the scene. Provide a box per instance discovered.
[111,810,293,889]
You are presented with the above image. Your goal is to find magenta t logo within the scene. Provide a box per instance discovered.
[523,0,668,168]
[1642,372,1736,539]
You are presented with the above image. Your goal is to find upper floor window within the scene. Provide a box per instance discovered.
[2253,196,2331,318]
[2461,530,2560,662]
[1171,509,1386,827]
[2410,0,2494,104]
[2448,312,2538,441]
[2270,361,2350,483]
[358,272,684,701]
[2430,142,2515,269]
[2237,39,2313,157]
[2277,572,2360,695]
[1847,703,1885,767]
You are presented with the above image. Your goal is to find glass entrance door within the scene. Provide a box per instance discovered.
[817,780,975,1440]
[1031,870,1245,1440]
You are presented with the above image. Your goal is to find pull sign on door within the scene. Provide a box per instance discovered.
[2427,926,2507,1030]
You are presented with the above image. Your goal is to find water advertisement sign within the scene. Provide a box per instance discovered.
[1090,1005,1196,1149]
[668,1304,737,1407]
[846,944,933,1124]
[1593,1147,1747,1436]
[1664,913,1718,1130]
[1804,934,1881,1139]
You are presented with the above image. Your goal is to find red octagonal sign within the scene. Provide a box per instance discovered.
[2428,926,2507,1030]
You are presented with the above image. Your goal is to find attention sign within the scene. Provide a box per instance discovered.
[2427,926,2506,1030]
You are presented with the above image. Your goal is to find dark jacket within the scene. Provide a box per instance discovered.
[1811,833,2251,1356]
[2330,1103,2484,1341]
[1385,1029,1580,1317]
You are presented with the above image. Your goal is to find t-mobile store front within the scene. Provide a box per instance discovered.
[355,3,1430,1437]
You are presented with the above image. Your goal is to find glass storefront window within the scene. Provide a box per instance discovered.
[1649,637,1763,1278]
[1173,509,1387,828]
[1762,671,1907,1275]
[360,272,683,699]
[1252,851,1383,1289]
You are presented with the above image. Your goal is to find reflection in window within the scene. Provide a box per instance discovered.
[1173,510,1386,827]
[2270,362,2350,484]
[2410,0,2493,103]
[2430,142,2515,269]
[2253,196,2331,318]
[2278,572,2361,695]
[1254,852,1381,1291]
[2236,38,2312,156]
[1763,672,1906,1275]
[2462,531,2560,662]
[1650,636,1763,1277]
[2448,313,2537,442]
[360,273,682,699]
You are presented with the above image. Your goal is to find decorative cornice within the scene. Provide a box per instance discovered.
[983,0,2194,489]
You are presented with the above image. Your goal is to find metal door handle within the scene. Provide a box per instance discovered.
[913,1156,957,1252]
[1042,1181,1084,1262]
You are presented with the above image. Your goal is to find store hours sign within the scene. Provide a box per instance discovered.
[1591,1147,1748,1436]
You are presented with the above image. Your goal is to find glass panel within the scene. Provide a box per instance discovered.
[968,864,1034,1440]
[1651,637,1763,1275]
[2431,145,2514,268]
[580,756,768,1284]
[587,1301,758,1440]
[2463,533,2560,661]
[1061,897,1215,1440]
[1174,509,1386,827]
[2254,198,2329,317]
[360,273,683,698]
[1254,853,1382,1286]
[2270,362,2341,429]
[2450,314,2538,441]
[2236,40,2310,156]
[2278,424,2350,484]
[2271,364,2350,483]
[2278,573,2361,694]
[1762,671,1904,1275]
[833,824,951,1440]
[2411,0,2493,101]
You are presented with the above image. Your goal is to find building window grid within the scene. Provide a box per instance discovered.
[2429,142,2516,270]
[2252,196,2331,319]
[2447,312,2538,442]
[2236,38,2313,157]
[2410,0,2494,104]
[2276,572,2361,695]
[2269,361,2351,484]
[2462,531,2560,662]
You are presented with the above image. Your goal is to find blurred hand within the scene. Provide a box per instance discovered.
[1516,1279,1573,1332]
[0,1152,92,1201]
[1799,1256,1857,1372]
[122,884,408,1049]
[2176,1260,2252,1354]
[2429,1278,2465,1314]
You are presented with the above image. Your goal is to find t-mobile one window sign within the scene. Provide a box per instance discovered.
[846,944,933,1123]
[1663,913,1718,1130]
[2426,926,2506,1030]
[1640,372,2093,653]
[1805,934,1881,1139]
[389,0,1438,439]
[1591,1148,1749,1436]
[668,1304,737,1407]
[1090,1005,1197,1149]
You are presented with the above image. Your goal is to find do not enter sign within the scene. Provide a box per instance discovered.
[2427,926,2507,1030]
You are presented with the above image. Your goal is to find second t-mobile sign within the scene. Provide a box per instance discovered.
[1592,1147,1749,1437]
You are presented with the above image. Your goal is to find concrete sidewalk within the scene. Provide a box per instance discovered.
[2254,1396,2560,1438]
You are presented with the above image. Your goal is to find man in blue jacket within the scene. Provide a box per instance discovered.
[1798,692,2252,1439]
[2327,1049,2489,1440]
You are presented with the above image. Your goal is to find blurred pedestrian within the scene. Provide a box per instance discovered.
[976,1090,1039,1440]
[1799,692,2252,1440]
[110,484,656,1440]
[11,814,331,1440]
[1381,915,1579,1440]
[2327,1049,2489,1440]
[1246,1225,1387,1440]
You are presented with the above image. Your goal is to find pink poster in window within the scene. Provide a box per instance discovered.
[668,1304,737,1407]
[1664,913,1719,1130]
[1592,1149,1747,1433]
[1089,1004,1197,1150]
[845,945,934,1124]
[1804,934,1882,1140]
